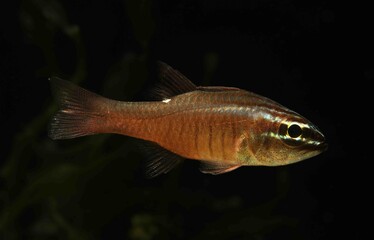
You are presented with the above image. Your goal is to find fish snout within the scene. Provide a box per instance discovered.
[311,127,328,152]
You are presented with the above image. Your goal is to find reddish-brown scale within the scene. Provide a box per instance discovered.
[95,92,250,164]
[49,62,327,177]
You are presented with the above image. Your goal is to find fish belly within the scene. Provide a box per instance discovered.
[145,110,242,163]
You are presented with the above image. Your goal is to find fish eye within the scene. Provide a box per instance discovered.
[278,123,304,147]
[288,124,302,138]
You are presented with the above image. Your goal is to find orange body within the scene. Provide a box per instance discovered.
[99,91,259,164]
[49,62,327,177]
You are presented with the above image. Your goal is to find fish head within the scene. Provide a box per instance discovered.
[249,114,328,166]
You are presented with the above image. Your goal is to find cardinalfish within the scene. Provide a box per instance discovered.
[49,62,327,177]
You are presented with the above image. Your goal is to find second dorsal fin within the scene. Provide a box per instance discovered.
[152,62,197,100]
[197,86,241,92]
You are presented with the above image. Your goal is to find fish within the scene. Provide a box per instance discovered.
[49,62,327,177]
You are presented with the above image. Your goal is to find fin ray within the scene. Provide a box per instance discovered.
[49,77,109,140]
[200,161,241,175]
[140,141,184,178]
[152,62,197,100]
[196,86,241,92]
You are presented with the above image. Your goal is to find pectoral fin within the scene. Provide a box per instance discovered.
[199,162,241,175]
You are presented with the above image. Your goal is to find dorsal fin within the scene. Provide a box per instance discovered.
[153,62,242,100]
[152,62,197,100]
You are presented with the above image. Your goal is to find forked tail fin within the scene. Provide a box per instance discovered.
[48,77,110,140]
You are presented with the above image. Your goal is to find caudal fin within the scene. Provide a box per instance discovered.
[48,77,109,140]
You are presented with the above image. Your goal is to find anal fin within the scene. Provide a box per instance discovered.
[140,141,184,178]
[199,161,241,175]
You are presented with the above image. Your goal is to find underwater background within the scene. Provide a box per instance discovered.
[0,0,370,239]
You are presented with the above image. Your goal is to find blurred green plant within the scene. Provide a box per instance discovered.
[0,0,149,238]
[0,0,298,239]
[1,0,88,238]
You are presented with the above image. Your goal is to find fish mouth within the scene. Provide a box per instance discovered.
[300,140,327,160]
[301,124,327,153]
[316,141,328,152]
[309,128,328,153]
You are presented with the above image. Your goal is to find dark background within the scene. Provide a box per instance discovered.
[0,0,370,239]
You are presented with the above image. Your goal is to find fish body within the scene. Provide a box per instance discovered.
[49,62,327,177]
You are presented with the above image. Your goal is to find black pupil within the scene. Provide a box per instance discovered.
[288,124,302,138]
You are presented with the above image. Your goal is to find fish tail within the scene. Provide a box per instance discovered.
[48,77,110,140]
